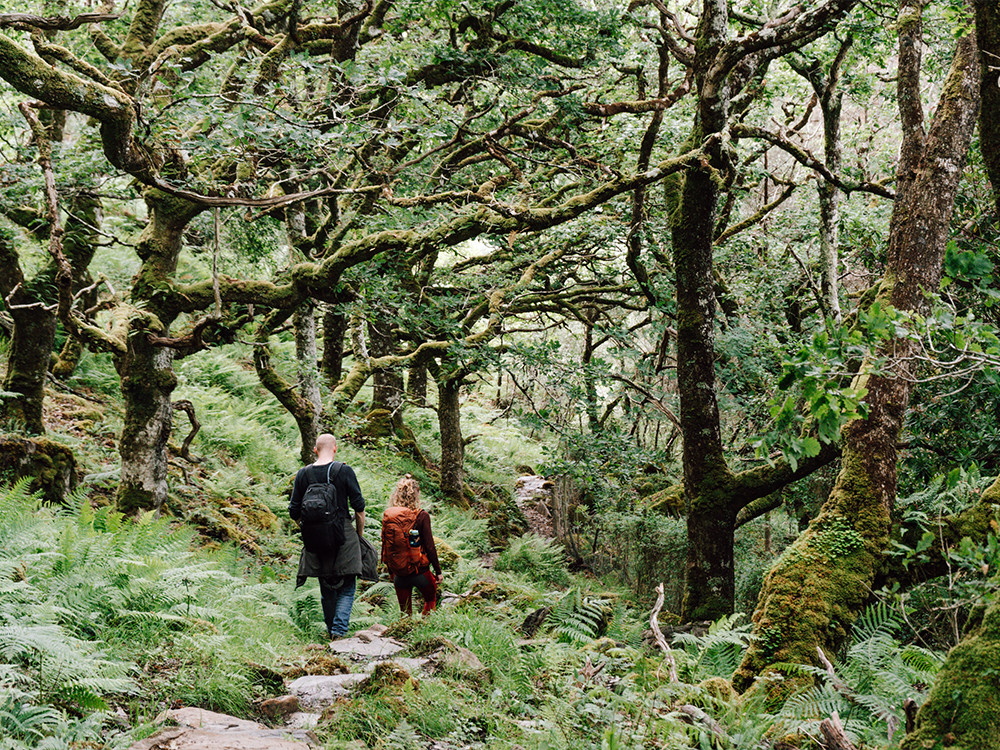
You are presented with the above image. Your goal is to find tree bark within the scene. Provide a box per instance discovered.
[1,304,57,434]
[668,0,861,622]
[293,300,321,458]
[438,374,468,507]
[407,356,428,407]
[116,190,202,513]
[734,9,980,692]
[973,0,1000,215]
[367,316,404,431]
[321,303,347,389]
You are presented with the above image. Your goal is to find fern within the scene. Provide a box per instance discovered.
[0,695,62,740]
[548,588,610,644]
[672,613,753,681]
[774,602,944,747]
[381,719,423,750]
[495,534,570,586]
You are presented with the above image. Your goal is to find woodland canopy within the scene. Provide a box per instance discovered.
[1,0,1000,748]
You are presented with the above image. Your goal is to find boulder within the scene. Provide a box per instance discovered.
[260,695,299,720]
[426,646,489,681]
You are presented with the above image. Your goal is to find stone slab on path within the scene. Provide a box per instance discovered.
[287,673,368,707]
[129,707,313,750]
[328,633,406,660]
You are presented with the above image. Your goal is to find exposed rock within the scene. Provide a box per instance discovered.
[514,474,554,538]
[286,712,319,730]
[328,630,406,660]
[129,707,314,749]
[521,606,551,637]
[287,673,367,708]
[260,695,299,720]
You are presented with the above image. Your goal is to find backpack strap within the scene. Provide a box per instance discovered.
[329,462,345,510]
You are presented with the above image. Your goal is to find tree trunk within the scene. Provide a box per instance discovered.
[116,334,176,513]
[438,374,467,507]
[294,300,321,458]
[367,316,404,431]
[116,190,202,513]
[672,0,735,622]
[2,305,57,434]
[321,303,347,389]
[974,0,1000,215]
[734,13,980,692]
[582,306,600,433]
[407,357,428,407]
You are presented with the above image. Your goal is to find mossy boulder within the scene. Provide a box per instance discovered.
[647,483,684,516]
[0,435,76,504]
[358,661,417,694]
[435,538,460,569]
[901,595,1000,750]
[178,493,278,552]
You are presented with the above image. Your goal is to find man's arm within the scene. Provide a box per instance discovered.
[355,510,365,537]
[288,469,306,521]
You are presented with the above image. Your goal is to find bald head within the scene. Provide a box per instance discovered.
[314,433,337,461]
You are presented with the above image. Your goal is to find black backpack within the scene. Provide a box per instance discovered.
[299,462,346,556]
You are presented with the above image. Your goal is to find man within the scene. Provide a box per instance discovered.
[288,433,366,638]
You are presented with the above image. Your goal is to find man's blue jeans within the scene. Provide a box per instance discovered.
[319,575,356,636]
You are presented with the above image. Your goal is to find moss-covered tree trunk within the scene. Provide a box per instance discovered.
[664,0,860,622]
[116,333,177,513]
[321,303,347,390]
[734,9,980,692]
[1,303,57,434]
[116,191,202,513]
[438,374,467,507]
[407,357,428,408]
[367,316,404,433]
[671,0,740,622]
[974,0,1000,216]
[294,300,321,457]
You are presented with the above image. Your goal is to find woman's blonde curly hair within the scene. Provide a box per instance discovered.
[389,474,421,510]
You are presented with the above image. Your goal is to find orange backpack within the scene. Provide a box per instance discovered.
[381,507,430,576]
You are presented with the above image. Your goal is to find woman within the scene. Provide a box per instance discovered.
[381,474,442,616]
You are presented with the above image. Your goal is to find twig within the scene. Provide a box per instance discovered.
[650,582,679,682]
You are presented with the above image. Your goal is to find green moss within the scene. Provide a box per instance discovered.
[0,436,76,504]
[733,457,890,695]
[902,598,1000,750]
[117,485,155,515]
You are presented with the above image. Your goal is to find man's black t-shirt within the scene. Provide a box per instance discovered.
[288,462,366,521]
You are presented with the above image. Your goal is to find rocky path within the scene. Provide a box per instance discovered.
[128,624,484,749]
[515,473,555,538]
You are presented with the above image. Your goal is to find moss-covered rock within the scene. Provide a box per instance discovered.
[358,661,417,694]
[0,435,76,504]
[902,595,1000,749]
[482,488,529,549]
[435,538,460,569]
[177,493,279,552]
